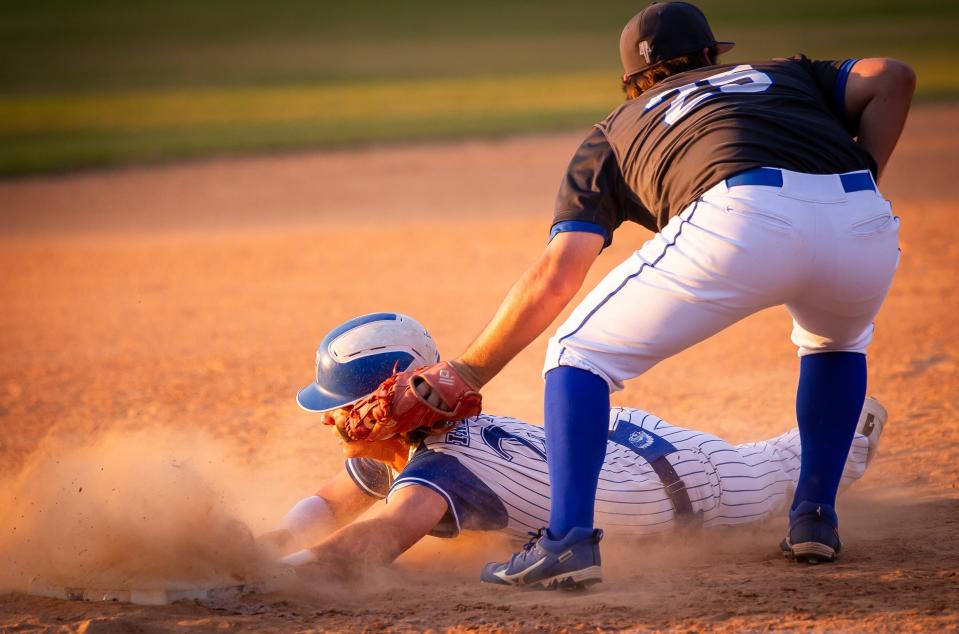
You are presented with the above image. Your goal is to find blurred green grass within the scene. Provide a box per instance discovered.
[1,0,957,176]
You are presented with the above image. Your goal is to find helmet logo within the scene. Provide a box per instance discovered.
[638,40,652,64]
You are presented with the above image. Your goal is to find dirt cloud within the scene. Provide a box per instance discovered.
[0,426,286,592]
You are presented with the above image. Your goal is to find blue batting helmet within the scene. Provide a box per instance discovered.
[296,312,440,413]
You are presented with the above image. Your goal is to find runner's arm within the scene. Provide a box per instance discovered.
[257,470,378,556]
[301,484,447,569]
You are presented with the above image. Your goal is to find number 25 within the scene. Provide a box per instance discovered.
[645,64,772,126]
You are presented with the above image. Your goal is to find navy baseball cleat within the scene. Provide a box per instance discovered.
[780,501,842,564]
[481,527,603,590]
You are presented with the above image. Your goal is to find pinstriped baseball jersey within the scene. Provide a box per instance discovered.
[347,407,870,541]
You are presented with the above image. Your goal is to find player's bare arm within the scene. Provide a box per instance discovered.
[315,470,380,524]
[452,230,605,389]
[334,232,605,436]
[302,484,447,573]
[272,430,447,571]
[845,58,916,178]
[257,470,376,558]
[256,433,389,558]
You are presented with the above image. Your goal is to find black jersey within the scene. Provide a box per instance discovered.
[551,56,877,244]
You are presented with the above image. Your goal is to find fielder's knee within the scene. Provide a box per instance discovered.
[791,322,874,357]
[543,337,622,392]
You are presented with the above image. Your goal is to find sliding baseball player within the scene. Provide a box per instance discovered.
[261,313,887,589]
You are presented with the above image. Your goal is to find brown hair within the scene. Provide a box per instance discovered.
[622,46,719,100]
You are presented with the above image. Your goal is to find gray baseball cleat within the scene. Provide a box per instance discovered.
[481,527,603,590]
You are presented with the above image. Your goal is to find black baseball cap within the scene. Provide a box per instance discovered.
[619,2,734,79]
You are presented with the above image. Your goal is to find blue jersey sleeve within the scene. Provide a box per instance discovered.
[388,448,509,538]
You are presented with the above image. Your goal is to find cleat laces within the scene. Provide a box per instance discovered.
[523,529,545,552]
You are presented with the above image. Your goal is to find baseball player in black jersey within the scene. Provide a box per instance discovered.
[379,1,915,589]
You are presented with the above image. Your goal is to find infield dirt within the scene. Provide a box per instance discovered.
[0,104,957,632]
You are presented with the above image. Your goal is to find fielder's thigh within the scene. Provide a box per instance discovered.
[544,196,805,390]
[788,192,900,356]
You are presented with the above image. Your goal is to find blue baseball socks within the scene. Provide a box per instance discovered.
[544,366,610,540]
[792,351,867,511]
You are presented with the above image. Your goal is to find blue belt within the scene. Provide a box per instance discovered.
[726,167,876,193]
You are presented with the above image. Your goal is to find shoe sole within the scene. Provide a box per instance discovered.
[782,540,838,564]
[533,566,603,591]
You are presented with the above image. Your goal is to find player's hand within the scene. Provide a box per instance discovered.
[289,550,360,583]
[255,528,295,559]
[335,429,411,471]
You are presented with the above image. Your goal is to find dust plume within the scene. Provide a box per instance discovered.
[0,419,518,600]
[0,425,288,591]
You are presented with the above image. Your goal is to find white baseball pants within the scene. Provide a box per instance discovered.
[545,168,901,391]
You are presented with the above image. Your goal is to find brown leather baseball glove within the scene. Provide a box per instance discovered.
[319,361,482,442]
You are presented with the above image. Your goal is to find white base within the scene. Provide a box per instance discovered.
[27,576,259,606]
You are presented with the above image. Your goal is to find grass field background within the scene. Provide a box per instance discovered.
[2,0,957,176]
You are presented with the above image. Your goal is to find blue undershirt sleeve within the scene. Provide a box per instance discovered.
[548,220,609,244]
